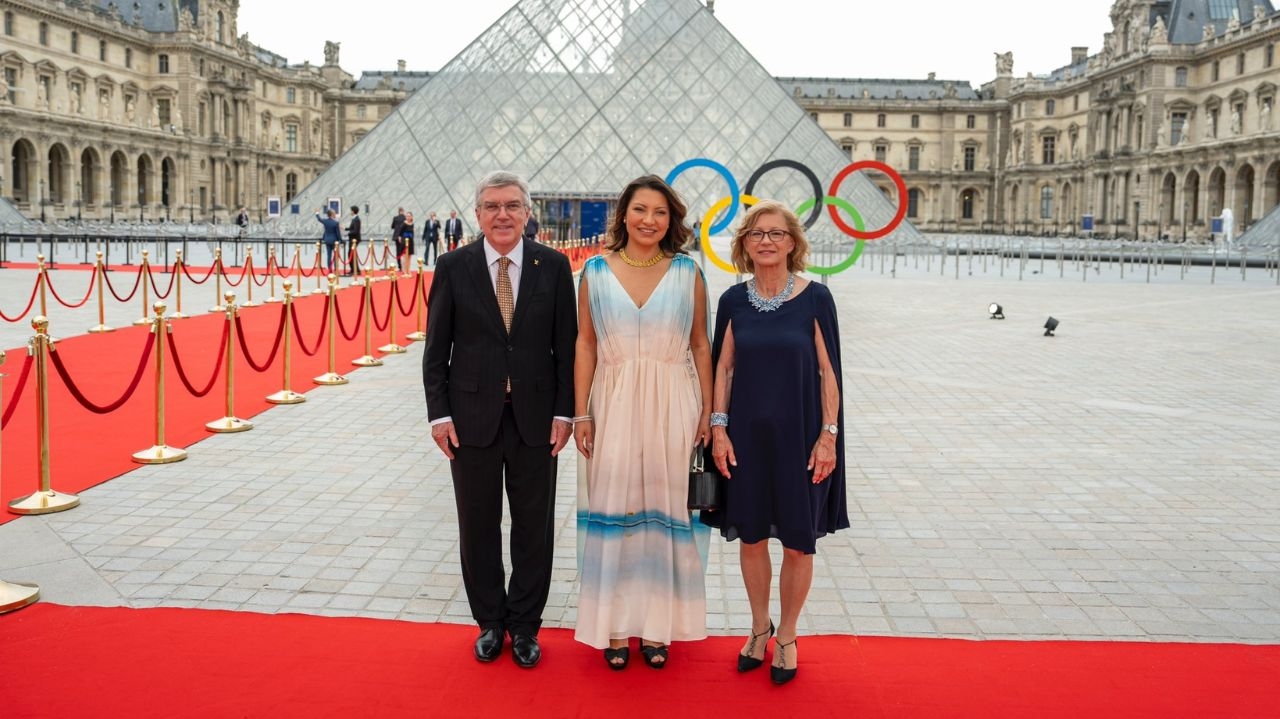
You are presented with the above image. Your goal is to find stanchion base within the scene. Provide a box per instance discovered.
[351,356,384,367]
[265,390,307,405]
[209,306,225,313]
[131,317,151,326]
[131,445,188,464]
[377,343,408,354]
[405,331,426,341]
[87,324,116,333]
[0,581,40,614]
[313,372,349,386]
[310,288,327,296]
[264,297,282,304]
[206,416,254,433]
[241,300,261,308]
[8,489,80,515]
[170,312,188,320]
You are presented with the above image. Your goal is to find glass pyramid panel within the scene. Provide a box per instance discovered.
[284,0,918,242]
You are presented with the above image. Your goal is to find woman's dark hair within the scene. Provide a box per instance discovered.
[605,175,692,255]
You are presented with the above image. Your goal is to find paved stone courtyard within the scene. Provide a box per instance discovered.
[2,245,1279,643]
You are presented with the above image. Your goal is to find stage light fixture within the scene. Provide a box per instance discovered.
[1043,316,1059,336]
[988,303,1004,320]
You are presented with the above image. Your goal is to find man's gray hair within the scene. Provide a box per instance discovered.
[474,170,531,209]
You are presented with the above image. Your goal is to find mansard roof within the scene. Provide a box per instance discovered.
[1166,0,1277,44]
[779,76,981,101]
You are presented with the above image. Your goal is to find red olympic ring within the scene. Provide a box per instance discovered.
[826,160,908,241]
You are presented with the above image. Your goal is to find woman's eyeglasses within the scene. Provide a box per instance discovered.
[746,229,791,243]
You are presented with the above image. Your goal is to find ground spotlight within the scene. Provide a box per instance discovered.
[988,303,1004,320]
[1043,316,1059,336]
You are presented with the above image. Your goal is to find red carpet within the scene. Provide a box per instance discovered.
[0,604,1276,718]
[1,273,430,523]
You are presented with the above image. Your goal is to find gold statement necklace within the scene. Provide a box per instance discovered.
[618,248,666,268]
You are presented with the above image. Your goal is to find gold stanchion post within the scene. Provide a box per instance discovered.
[171,249,188,319]
[0,350,42,612]
[132,302,188,464]
[87,251,115,333]
[132,250,153,326]
[381,238,390,270]
[406,258,426,342]
[265,282,306,404]
[36,254,48,317]
[378,268,407,354]
[9,317,81,514]
[209,247,226,313]
[265,246,282,303]
[312,242,325,295]
[241,247,259,307]
[314,274,348,385]
[351,273,383,367]
[206,291,253,433]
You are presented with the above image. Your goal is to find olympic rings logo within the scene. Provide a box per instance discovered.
[665,158,908,276]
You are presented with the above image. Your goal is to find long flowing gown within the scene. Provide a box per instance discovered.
[700,280,849,555]
[574,254,708,649]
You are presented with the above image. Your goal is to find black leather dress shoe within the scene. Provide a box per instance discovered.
[510,634,541,668]
[474,627,504,662]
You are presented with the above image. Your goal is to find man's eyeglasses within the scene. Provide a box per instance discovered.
[746,229,791,243]
[479,202,527,215]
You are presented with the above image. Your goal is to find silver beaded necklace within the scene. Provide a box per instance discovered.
[746,273,795,312]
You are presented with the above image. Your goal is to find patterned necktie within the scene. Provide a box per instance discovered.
[497,256,513,392]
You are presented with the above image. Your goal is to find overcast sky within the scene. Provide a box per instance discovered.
[237,0,1119,86]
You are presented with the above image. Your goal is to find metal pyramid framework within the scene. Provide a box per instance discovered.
[286,0,917,242]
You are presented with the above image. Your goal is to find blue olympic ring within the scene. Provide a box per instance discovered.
[665,158,740,235]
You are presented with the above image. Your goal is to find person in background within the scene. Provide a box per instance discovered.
[523,210,540,242]
[572,175,712,670]
[346,206,362,277]
[702,200,848,686]
[424,211,442,264]
[400,211,416,272]
[445,209,463,251]
[315,207,342,273]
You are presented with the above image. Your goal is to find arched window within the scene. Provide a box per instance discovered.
[907,188,921,218]
[216,12,225,43]
[961,190,975,219]
[1040,186,1054,219]
[285,172,298,201]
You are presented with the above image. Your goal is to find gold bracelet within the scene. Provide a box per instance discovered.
[572,415,593,424]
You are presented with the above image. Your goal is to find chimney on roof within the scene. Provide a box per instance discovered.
[398,59,407,73]
[1071,46,1088,65]
[707,0,715,13]
[928,72,936,80]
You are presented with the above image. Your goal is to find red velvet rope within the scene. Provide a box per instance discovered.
[289,301,327,357]
[248,263,269,287]
[148,265,177,299]
[333,287,363,341]
[222,261,248,287]
[1,353,34,428]
[103,265,144,302]
[234,309,285,372]
[169,319,228,398]
[371,282,393,331]
[43,271,97,309]
[49,333,156,414]
[182,260,218,284]
[393,275,417,316]
[0,280,40,322]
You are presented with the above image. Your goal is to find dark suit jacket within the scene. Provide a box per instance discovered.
[423,240,575,447]
[444,218,463,242]
[347,215,362,240]
[424,218,441,242]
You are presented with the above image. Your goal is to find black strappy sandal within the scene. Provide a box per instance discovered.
[737,620,775,672]
[640,643,668,669]
[603,646,630,671]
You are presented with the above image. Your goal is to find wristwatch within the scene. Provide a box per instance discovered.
[822,423,838,436]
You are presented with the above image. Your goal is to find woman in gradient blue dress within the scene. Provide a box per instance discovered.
[573,176,712,670]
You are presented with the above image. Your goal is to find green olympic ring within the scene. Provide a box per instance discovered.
[795,195,865,276]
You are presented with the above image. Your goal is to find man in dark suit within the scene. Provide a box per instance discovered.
[424,211,442,264]
[345,206,362,276]
[423,171,575,669]
[444,209,463,251]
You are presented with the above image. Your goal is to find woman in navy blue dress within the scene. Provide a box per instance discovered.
[702,200,848,685]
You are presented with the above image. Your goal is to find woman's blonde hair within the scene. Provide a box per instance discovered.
[729,200,809,274]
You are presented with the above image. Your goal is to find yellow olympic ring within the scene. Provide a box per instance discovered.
[700,194,761,273]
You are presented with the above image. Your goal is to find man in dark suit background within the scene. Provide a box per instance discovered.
[423,211,442,264]
[345,206,362,276]
[444,209,463,251]
[423,171,576,669]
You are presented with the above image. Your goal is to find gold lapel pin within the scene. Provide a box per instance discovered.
[533,258,540,266]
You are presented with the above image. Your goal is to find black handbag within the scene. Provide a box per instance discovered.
[687,444,722,511]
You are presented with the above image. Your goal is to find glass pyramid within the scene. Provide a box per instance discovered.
[284,0,919,243]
